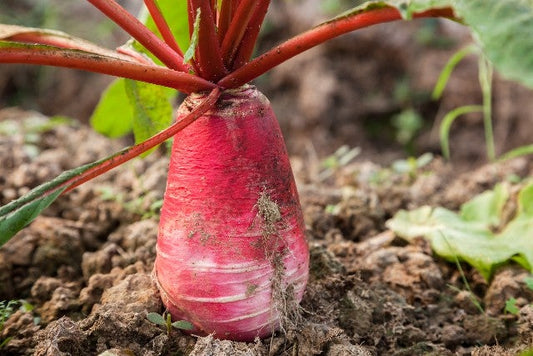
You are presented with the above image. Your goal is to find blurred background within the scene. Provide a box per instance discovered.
[1,0,532,169]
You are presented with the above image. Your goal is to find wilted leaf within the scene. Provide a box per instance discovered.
[387,182,533,280]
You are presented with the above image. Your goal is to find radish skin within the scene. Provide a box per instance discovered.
[154,85,309,341]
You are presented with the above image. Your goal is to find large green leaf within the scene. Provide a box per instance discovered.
[90,78,134,138]
[142,0,190,53]
[90,77,174,146]
[125,79,173,156]
[90,0,188,145]
[387,183,533,280]
[453,0,533,89]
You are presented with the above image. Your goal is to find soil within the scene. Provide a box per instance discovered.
[1,1,533,355]
[1,110,533,355]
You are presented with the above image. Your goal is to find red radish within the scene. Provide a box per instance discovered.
[0,0,455,342]
[154,85,309,340]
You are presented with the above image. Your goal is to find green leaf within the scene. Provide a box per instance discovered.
[124,79,174,157]
[0,154,108,247]
[525,276,533,290]
[432,45,478,100]
[331,0,451,21]
[90,79,134,138]
[453,0,533,89]
[171,320,194,330]
[459,182,508,226]
[183,8,201,64]
[91,0,186,141]
[388,0,452,19]
[146,312,166,326]
[499,144,533,163]
[504,297,520,315]
[140,0,190,58]
[0,188,65,245]
[387,182,533,280]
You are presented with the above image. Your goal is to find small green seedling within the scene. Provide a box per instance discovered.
[147,311,193,335]
[392,152,434,179]
[0,299,36,348]
[0,115,73,159]
[504,276,533,315]
[504,297,520,315]
[0,300,17,327]
[98,186,163,219]
[447,251,485,315]
[525,276,533,290]
[319,145,361,181]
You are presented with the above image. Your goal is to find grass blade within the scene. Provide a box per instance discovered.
[498,144,533,162]
[439,105,483,160]
[479,56,495,161]
[432,44,477,100]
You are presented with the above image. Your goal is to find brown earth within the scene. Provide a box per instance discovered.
[1,1,533,355]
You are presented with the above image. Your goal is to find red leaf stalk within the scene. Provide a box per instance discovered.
[216,0,235,42]
[88,0,189,72]
[231,0,271,70]
[218,7,455,88]
[0,45,215,93]
[64,87,221,193]
[189,0,228,81]
[220,0,257,67]
[143,0,184,57]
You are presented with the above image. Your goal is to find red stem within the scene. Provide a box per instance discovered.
[231,0,270,70]
[144,0,184,57]
[217,0,236,43]
[88,0,189,73]
[185,0,202,74]
[218,7,456,88]
[65,87,221,192]
[5,32,137,62]
[190,0,228,81]
[187,0,195,37]
[220,0,256,67]
[0,44,215,94]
